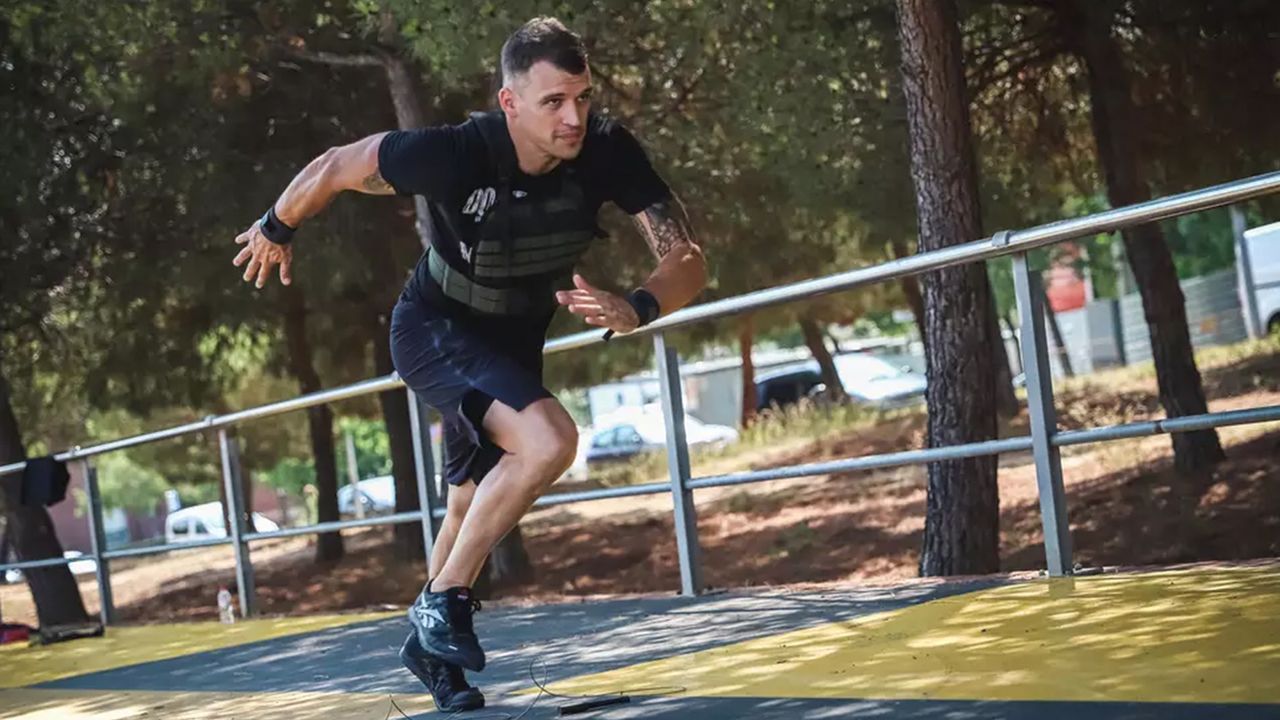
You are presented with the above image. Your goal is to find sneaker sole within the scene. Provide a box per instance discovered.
[399,646,485,712]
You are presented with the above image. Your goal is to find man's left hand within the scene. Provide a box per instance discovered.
[556,274,639,334]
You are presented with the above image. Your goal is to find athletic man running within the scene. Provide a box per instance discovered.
[231,17,706,712]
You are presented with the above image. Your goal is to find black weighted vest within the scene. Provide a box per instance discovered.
[425,111,598,316]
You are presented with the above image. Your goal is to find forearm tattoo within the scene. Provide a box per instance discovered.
[632,195,696,259]
[361,170,395,195]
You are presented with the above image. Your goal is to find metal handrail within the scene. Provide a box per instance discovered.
[3,169,1280,618]
[4,170,1277,480]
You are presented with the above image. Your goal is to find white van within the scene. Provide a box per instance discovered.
[164,502,279,545]
[1241,221,1280,336]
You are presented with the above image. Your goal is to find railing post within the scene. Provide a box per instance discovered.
[218,429,256,617]
[79,458,115,625]
[406,387,438,567]
[653,332,703,596]
[1011,253,1074,576]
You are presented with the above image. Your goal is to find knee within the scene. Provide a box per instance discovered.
[526,424,578,476]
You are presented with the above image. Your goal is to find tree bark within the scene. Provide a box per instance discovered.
[283,287,343,564]
[1065,0,1224,473]
[891,238,928,340]
[896,0,1000,576]
[369,312,424,562]
[0,365,91,627]
[739,315,758,427]
[799,314,847,403]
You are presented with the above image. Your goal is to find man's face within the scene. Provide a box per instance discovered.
[502,60,593,162]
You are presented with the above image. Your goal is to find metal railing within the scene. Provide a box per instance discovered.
[3,170,1280,623]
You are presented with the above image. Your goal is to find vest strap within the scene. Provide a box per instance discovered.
[428,249,529,315]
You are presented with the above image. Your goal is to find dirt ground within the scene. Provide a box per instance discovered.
[3,349,1278,626]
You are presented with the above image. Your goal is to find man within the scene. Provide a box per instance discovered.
[231,17,706,712]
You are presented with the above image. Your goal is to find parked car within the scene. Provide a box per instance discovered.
[586,407,739,467]
[337,475,398,516]
[1241,221,1280,335]
[832,353,927,407]
[756,352,927,412]
[163,502,280,545]
[4,550,97,584]
[755,367,824,412]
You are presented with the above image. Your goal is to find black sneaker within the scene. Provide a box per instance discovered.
[408,585,486,671]
[400,632,485,713]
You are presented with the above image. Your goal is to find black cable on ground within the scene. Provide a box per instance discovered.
[384,656,687,719]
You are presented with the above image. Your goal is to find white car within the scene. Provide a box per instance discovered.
[337,475,397,516]
[1241,221,1280,335]
[3,550,97,584]
[164,502,280,545]
[831,353,927,407]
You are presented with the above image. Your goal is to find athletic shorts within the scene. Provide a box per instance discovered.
[389,292,552,486]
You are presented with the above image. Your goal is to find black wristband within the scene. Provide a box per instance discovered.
[602,288,661,342]
[259,206,296,245]
[627,288,661,327]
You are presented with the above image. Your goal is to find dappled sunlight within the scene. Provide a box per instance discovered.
[0,613,394,689]
[0,688,433,720]
[538,567,1280,704]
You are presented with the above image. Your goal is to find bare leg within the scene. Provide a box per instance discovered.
[428,480,477,581]
[432,398,576,589]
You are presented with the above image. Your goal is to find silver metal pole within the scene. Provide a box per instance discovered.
[1231,205,1263,338]
[406,388,437,565]
[218,429,255,617]
[653,332,703,596]
[1012,253,1073,576]
[80,459,115,625]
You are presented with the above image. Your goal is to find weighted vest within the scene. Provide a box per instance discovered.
[426,111,598,316]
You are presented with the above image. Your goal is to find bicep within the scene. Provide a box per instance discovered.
[327,132,395,195]
[630,194,699,259]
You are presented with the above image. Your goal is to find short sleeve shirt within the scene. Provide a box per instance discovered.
[378,113,671,321]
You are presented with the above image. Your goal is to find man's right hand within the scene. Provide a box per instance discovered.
[232,222,292,289]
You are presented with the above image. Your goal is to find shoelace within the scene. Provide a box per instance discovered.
[448,596,483,633]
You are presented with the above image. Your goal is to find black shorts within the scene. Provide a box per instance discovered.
[389,293,552,486]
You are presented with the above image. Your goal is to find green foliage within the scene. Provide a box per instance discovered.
[4,0,1277,510]
[259,456,316,498]
[92,452,171,516]
[334,416,393,480]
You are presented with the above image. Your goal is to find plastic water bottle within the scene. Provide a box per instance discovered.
[217,586,235,624]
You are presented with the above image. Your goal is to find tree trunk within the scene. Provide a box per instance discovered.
[891,237,928,340]
[370,314,425,562]
[988,298,1020,418]
[739,315,758,427]
[380,53,433,251]
[283,287,344,564]
[896,0,1000,576]
[1067,0,1224,473]
[0,366,91,628]
[799,314,847,403]
[485,525,534,589]
[1043,291,1075,377]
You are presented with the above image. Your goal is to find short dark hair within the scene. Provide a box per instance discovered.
[500,17,588,86]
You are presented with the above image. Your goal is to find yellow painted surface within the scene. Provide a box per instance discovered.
[539,567,1280,704]
[0,688,433,720]
[0,612,396,689]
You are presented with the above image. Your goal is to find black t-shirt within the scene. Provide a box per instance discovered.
[378,112,671,340]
